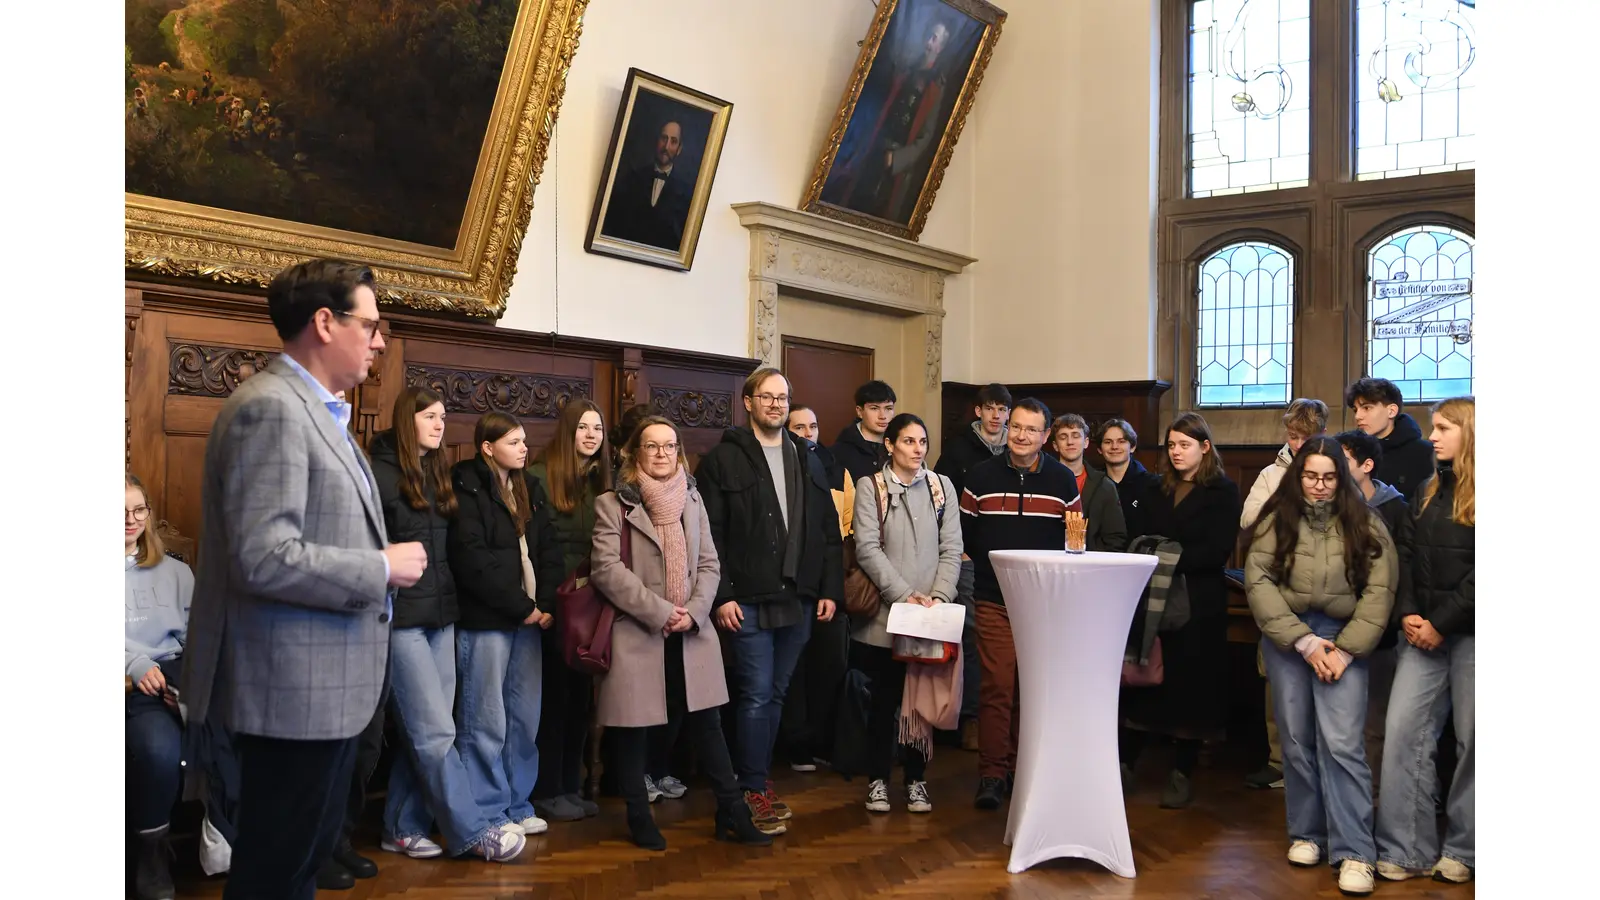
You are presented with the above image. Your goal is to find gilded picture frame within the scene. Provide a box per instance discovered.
[584,69,734,272]
[800,0,1006,242]
[124,0,589,320]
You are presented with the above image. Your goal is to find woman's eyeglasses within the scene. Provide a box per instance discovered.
[642,442,680,456]
[126,506,152,522]
[1300,472,1339,487]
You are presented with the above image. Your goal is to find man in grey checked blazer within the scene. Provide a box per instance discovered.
[183,259,427,900]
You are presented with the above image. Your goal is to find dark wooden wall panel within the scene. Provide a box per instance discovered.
[939,380,1172,470]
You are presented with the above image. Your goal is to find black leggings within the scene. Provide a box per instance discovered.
[535,626,594,799]
[613,634,742,814]
[852,641,927,784]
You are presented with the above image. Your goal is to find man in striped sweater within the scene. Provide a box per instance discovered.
[958,397,1081,810]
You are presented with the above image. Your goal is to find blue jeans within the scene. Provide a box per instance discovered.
[958,560,980,721]
[456,625,544,826]
[729,598,813,792]
[126,670,184,831]
[1377,635,1475,869]
[384,625,492,854]
[1260,611,1374,866]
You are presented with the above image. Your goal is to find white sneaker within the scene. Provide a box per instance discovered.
[517,815,548,835]
[644,775,664,803]
[1432,856,1473,883]
[475,829,526,862]
[380,834,444,859]
[865,779,890,813]
[500,821,524,835]
[1337,858,1376,890]
[655,775,688,799]
[1286,840,1322,867]
[790,761,818,772]
[1376,861,1425,881]
[1337,860,1375,896]
[906,781,932,814]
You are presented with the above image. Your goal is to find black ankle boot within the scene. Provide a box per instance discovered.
[714,801,774,846]
[316,855,355,891]
[626,807,667,851]
[332,839,378,879]
[133,825,175,900]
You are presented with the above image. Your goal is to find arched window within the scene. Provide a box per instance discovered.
[1366,224,1474,402]
[1196,240,1295,407]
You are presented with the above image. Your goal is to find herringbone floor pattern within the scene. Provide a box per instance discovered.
[174,751,1471,899]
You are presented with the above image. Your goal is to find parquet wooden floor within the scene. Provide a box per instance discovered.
[172,750,1472,899]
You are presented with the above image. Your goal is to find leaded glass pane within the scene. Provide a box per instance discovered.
[1188,1,1311,198]
[1366,225,1474,402]
[1355,0,1477,180]
[1197,241,1295,407]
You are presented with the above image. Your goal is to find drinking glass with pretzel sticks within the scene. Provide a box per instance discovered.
[1064,510,1088,553]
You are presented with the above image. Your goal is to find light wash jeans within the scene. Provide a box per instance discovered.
[1377,635,1474,869]
[729,597,813,793]
[456,625,544,826]
[1260,611,1375,866]
[383,625,493,855]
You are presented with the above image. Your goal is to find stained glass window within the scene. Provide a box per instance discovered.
[1367,225,1473,402]
[1197,241,1296,407]
[1356,0,1477,179]
[1188,0,1311,197]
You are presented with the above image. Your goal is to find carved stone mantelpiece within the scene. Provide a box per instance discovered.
[732,202,975,375]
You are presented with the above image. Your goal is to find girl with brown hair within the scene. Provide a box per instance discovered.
[1119,412,1242,810]
[589,416,771,850]
[370,387,522,862]
[529,399,613,822]
[449,412,565,844]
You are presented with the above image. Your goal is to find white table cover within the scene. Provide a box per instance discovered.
[989,549,1158,877]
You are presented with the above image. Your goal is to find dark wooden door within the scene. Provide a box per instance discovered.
[782,336,873,441]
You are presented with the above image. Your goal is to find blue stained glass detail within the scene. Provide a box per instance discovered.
[1197,240,1295,407]
[1366,225,1474,402]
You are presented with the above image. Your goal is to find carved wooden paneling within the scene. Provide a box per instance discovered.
[940,380,1173,469]
[405,364,591,420]
[650,387,734,430]
[168,341,275,398]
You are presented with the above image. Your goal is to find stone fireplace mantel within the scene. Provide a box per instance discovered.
[731,201,976,390]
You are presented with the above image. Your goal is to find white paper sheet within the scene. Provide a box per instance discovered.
[885,601,967,642]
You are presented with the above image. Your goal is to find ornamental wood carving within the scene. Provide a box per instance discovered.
[405,365,590,419]
[168,342,275,397]
[651,387,733,429]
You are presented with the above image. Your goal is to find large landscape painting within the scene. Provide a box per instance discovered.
[126,0,518,250]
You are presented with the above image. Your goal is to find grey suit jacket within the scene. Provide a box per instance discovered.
[182,357,391,740]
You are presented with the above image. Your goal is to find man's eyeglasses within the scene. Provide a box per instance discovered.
[1300,472,1340,487]
[1010,425,1045,437]
[334,310,382,340]
[642,442,680,456]
[751,393,790,407]
[126,506,151,522]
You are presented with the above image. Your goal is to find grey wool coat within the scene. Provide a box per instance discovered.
[182,357,391,740]
[850,467,964,648]
[589,478,729,728]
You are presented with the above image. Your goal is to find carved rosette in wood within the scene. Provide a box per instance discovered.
[405,365,590,419]
[168,342,276,397]
[650,388,733,429]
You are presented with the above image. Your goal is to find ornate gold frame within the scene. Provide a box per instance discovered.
[799,0,1006,242]
[125,0,589,320]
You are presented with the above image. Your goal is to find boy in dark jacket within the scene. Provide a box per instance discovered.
[829,380,896,488]
[695,367,843,835]
[1346,377,1434,500]
[1048,413,1127,552]
[958,398,1081,810]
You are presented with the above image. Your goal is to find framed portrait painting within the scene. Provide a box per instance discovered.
[801,0,1006,241]
[584,69,734,271]
[123,0,588,319]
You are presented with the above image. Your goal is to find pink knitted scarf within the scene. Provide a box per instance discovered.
[636,467,689,608]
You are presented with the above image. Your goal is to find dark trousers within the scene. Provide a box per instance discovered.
[646,712,684,780]
[224,733,360,900]
[615,634,742,813]
[126,658,185,831]
[852,641,926,784]
[535,626,593,799]
[339,694,387,846]
[778,608,850,764]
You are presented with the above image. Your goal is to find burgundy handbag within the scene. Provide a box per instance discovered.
[556,520,631,676]
[1121,636,1164,686]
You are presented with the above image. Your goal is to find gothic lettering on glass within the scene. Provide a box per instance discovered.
[1366,225,1474,401]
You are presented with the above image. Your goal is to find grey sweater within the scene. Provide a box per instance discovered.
[850,466,964,649]
[125,555,194,679]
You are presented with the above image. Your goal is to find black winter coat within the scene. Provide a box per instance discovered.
[369,430,458,629]
[1374,413,1436,501]
[1399,465,1474,635]
[1109,458,1160,541]
[448,458,565,631]
[934,421,1006,500]
[830,421,888,489]
[694,427,845,607]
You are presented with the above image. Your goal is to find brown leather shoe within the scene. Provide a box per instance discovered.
[961,719,980,752]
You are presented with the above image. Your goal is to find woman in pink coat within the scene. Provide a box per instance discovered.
[589,415,771,850]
